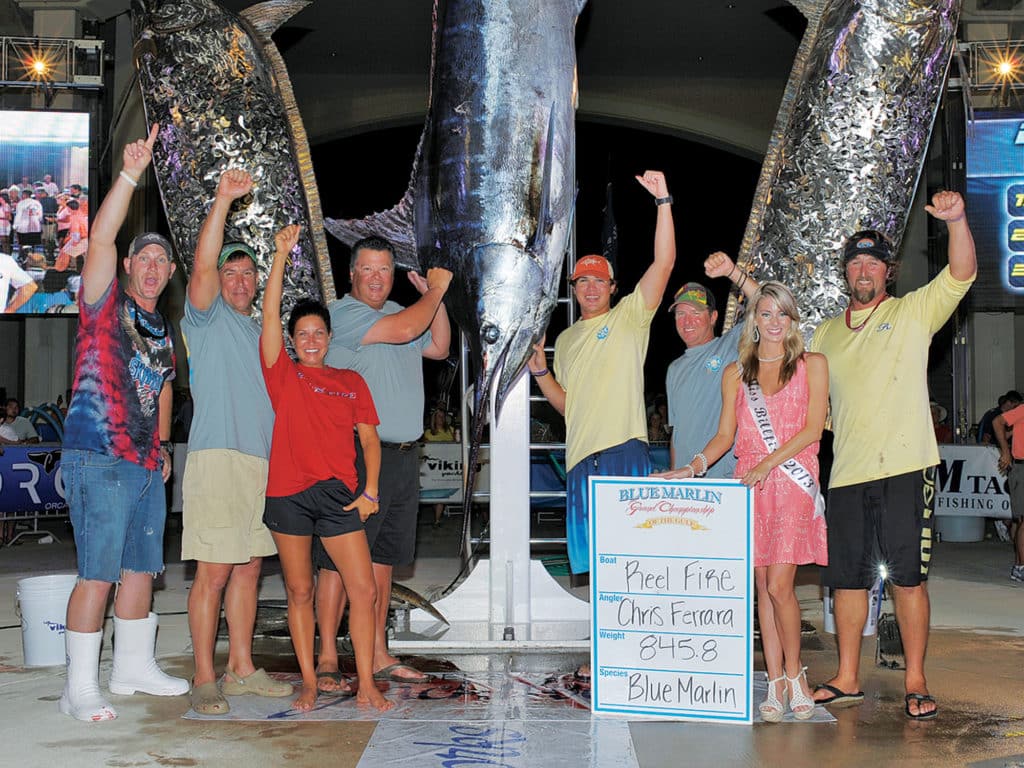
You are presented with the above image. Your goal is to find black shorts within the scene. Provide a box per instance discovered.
[822,467,935,589]
[315,442,420,571]
[263,478,364,538]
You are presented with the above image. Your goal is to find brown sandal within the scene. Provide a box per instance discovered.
[190,681,229,715]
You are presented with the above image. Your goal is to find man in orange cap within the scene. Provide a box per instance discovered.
[529,170,676,581]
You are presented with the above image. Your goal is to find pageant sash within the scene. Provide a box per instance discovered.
[744,379,825,519]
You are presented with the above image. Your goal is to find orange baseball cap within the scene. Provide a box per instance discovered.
[570,254,614,282]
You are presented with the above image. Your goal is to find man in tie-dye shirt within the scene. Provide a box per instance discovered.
[59,124,189,722]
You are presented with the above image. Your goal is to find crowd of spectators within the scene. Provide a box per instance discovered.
[0,174,89,314]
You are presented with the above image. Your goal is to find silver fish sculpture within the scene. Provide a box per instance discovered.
[131,0,334,316]
[726,0,961,331]
[325,0,586,435]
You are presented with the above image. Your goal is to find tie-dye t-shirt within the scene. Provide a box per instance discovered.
[63,281,176,470]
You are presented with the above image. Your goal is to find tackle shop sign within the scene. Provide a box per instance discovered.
[590,477,753,723]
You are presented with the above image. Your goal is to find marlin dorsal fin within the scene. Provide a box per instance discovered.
[240,0,310,42]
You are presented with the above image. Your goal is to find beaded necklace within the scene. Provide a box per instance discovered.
[845,295,888,332]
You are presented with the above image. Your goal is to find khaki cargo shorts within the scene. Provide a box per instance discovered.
[181,449,276,563]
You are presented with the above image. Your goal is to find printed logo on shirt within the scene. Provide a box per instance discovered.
[705,355,724,372]
[876,322,892,333]
[297,370,357,398]
[596,325,609,340]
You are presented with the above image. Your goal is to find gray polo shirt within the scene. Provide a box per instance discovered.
[180,294,273,458]
[326,294,430,443]
[665,323,743,479]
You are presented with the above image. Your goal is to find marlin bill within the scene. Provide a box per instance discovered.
[730,0,961,331]
[131,0,334,315]
[325,0,587,429]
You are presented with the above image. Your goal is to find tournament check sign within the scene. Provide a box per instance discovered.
[590,477,753,723]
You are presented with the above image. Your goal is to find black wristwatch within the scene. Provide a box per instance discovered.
[160,440,174,455]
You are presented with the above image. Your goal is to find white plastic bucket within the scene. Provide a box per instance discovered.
[823,578,883,636]
[16,574,77,666]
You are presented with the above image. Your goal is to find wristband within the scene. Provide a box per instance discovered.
[655,195,673,206]
[531,368,549,378]
[120,170,139,188]
[362,491,379,503]
[160,440,173,455]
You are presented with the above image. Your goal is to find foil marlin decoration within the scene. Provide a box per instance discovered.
[325,0,586,435]
[727,0,961,331]
[131,0,334,315]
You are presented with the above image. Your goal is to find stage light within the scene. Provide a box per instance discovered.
[2,36,101,89]
[997,58,1017,78]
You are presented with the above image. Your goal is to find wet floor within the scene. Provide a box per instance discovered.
[2,516,1023,767]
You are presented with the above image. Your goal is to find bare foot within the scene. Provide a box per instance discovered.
[292,683,318,712]
[357,684,395,712]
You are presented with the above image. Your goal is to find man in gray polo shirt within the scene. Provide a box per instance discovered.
[313,235,451,689]
[665,252,758,477]
[180,169,291,713]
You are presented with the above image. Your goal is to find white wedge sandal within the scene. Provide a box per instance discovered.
[759,674,787,723]
[787,667,816,720]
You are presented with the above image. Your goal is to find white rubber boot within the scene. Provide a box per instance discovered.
[59,629,117,721]
[108,612,189,696]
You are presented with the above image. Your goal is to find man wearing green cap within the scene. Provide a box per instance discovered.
[665,252,760,478]
[180,168,291,714]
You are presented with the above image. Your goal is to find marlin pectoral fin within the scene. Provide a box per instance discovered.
[239,0,310,41]
[527,102,557,259]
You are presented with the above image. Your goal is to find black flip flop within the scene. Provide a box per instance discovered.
[904,693,938,720]
[316,671,355,698]
[813,683,865,707]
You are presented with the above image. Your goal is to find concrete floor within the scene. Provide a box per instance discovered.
[2,513,1024,768]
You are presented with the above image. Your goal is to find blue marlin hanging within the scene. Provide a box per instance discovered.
[325,0,587,436]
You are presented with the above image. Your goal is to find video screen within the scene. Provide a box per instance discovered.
[965,111,1024,311]
[0,110,90,315]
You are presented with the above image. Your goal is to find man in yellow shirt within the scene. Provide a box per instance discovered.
[528,171,676,578]
[809,191,976,720]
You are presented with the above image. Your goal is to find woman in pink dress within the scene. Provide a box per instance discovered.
[660,281,829,722]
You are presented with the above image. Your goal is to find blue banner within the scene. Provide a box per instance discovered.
[0,445,65,515]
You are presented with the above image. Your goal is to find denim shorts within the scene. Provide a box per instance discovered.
[63,448,167,582]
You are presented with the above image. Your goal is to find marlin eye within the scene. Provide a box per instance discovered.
[482,324,500,344]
